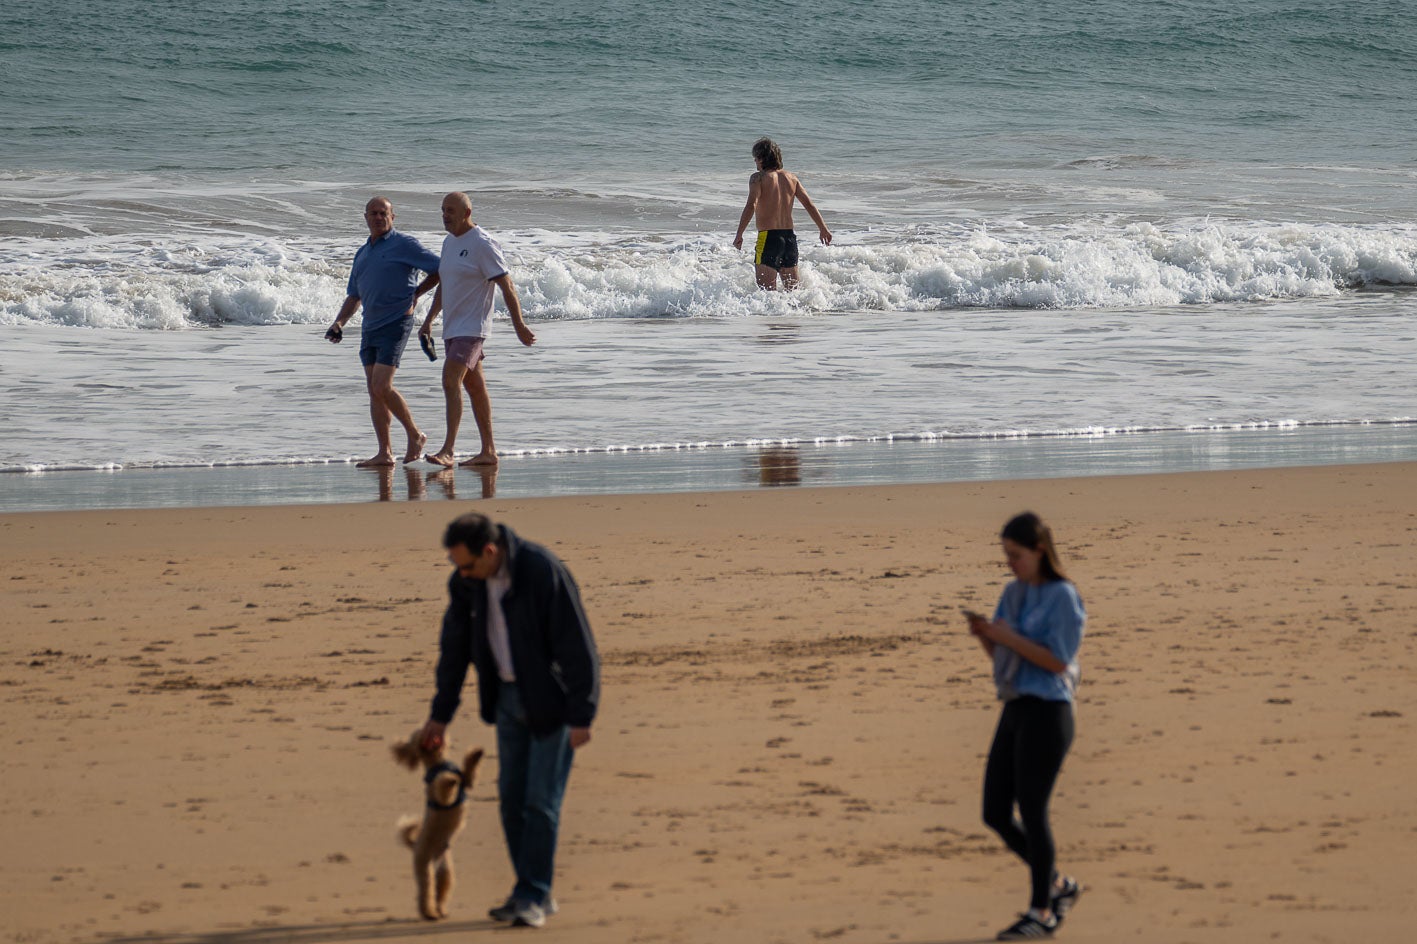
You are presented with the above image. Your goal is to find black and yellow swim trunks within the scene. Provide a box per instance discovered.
[754,229,799,270]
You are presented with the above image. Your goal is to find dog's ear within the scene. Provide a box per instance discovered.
[390,739,420,770]
[461,747,485,786]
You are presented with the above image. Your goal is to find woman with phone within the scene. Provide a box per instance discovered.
[965,512,1085,940]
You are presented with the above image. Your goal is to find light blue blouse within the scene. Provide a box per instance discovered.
[991,579,1085,703]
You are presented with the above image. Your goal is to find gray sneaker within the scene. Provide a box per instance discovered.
[490,896,558,923]
[1051,876,1082,922]
[512,901,547,928]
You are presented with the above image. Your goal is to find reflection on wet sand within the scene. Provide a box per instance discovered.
[755,445,801,487]
[361,464,497,501]
[470,465,497,499]
[422,468,458,500]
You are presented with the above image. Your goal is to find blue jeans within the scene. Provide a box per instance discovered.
[496,683,575,906]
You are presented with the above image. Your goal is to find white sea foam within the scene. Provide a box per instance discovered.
[4,290,1414,474]
[4,220,1414,330]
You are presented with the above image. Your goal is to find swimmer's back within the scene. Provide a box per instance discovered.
[752,169,801,231]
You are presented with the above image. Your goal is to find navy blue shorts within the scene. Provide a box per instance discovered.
[359,317,415,368]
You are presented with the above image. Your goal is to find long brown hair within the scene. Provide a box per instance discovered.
[752,137,783,170]
[1001,511,1069,583]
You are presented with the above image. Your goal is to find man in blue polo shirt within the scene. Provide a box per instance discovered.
[325,196,441,467]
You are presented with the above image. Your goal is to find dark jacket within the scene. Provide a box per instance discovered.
[430,525,600,734]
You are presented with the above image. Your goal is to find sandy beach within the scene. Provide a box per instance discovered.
[3,462,1415,944]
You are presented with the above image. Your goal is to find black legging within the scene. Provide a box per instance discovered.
[981,696,1075,911]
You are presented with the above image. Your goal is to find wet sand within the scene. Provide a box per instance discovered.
[2,463,1415,943]
[6,421,1417,513]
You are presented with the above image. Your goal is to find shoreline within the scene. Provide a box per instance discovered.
[3,422,1417,513]
[3,463,1415,943]
[8,295,1417,490]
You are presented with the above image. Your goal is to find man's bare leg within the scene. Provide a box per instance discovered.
[367,363,426,464]
[425,359,470,468]
[459,361,498,467]
[780,265,801,290]
[755,264,781,291]
[357,363,397,467]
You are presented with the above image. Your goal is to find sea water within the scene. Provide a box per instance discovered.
[2,0,1416,503]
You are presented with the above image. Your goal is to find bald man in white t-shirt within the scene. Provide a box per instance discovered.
[419,192,536,467]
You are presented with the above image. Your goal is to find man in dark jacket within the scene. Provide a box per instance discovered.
[419,512,599,929]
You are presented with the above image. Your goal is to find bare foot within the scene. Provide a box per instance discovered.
[424,450,455,468]
[356,453,396,468]
[402,432,428,464]
[460,451,499,468]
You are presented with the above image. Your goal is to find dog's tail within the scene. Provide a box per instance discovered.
[396,814,420,849]
[461,747,485,788]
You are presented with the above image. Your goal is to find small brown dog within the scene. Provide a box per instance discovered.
[391,731,484,920]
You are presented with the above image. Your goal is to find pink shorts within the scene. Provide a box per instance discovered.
[444,336,486,368]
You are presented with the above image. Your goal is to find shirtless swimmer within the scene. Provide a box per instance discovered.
[732,138,832,290]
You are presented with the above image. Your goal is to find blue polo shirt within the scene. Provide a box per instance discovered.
[345,230,441,333]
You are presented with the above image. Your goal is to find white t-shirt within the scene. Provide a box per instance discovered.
[438,226,509,339]
[486,563,516,683]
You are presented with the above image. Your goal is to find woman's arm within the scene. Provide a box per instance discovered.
[976,618,1067,674]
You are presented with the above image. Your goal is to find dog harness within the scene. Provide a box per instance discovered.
[425,760,467,810]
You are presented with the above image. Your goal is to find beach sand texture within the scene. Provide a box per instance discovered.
[2,464,1415,944]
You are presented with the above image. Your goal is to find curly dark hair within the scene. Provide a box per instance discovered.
[752,137,783,170]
